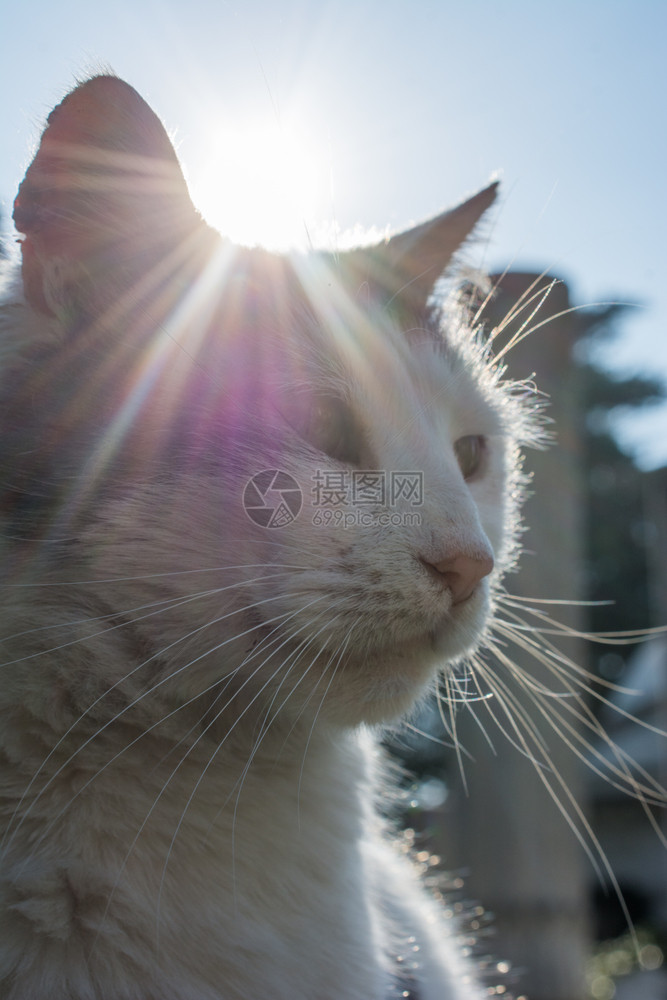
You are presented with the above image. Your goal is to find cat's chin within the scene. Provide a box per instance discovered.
[426,582,491,658]
[324,591,491,727]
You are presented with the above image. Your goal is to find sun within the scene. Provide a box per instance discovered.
[187,119,332,251]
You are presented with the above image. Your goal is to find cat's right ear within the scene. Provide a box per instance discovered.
[344,182,498,310]
[13,75,214,325]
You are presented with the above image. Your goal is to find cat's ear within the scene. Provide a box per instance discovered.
[13,75,213,323]
[346,182,498,308]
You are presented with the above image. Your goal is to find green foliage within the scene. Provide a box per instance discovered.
[575,303,665,678]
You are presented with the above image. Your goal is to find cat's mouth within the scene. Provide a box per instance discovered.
[356,579,491,672]
[323,575,491,662]
[425,580,491,656]
[232,571,492,726]
[340,605,490,724]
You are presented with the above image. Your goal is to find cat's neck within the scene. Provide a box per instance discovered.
[6,716,390,999]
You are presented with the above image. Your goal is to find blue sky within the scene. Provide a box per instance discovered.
[2,0,666,467]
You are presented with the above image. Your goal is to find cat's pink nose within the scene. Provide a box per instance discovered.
[422,551,494,605]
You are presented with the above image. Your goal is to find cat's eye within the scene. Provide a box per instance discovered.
[283,392,363,465]
[454,434,487,481]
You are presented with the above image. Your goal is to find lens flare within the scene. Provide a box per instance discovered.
[190,121,329,250]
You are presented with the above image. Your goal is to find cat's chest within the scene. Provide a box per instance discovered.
[127,737,392,999]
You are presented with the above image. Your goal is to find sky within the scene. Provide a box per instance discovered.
[2,0,666,468]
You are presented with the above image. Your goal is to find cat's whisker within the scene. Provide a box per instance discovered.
[492,298,642,362]
[483,271,561,345]
[0,588,222,644]
[468,175,572,329]
[447,663,495,704]
[295,626,356,808]
[81,592,341,948]
[152,605,349,941]
[0,573,312,854]
[486,635,626,774]
[203,597,350,797]
[194,629,333,860]
[485,725,640,959]
[498,593,666,644]
[74,607,340,959]
[493,614,667,742]
[1,590,321,862]
[474,648,658,953]
[402,721,461,755]
[147,594,336,775]
[498,592,609,606]
[2,561,308,590]
[462,650,554,766]
[470,655,611,871]
[0,564,309,675]
[238,617,360,827]
[477,612,667,921]
[248,605,353,758]
[449,660,521,767]
[0,580,264,668]
[488,623,667,807]
[438,670,471,794]
[519,668,666,810]
[226,612,350,895]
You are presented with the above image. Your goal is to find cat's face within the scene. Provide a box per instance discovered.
[6,76,527,729]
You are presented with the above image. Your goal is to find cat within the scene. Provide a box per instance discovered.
[0,75,545,1000]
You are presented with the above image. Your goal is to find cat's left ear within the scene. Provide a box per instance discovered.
[13,75,214,325]
[347,182,498,307]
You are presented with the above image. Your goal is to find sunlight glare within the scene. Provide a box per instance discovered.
[190,121,331,251]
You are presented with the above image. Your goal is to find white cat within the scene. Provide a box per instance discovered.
[0,76,542,999]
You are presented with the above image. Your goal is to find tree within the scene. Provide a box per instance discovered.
[574,304,665,680]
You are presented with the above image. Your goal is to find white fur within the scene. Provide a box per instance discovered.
[0,77,536,999]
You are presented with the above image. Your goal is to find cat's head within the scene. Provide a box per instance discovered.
[5,76,534,727]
